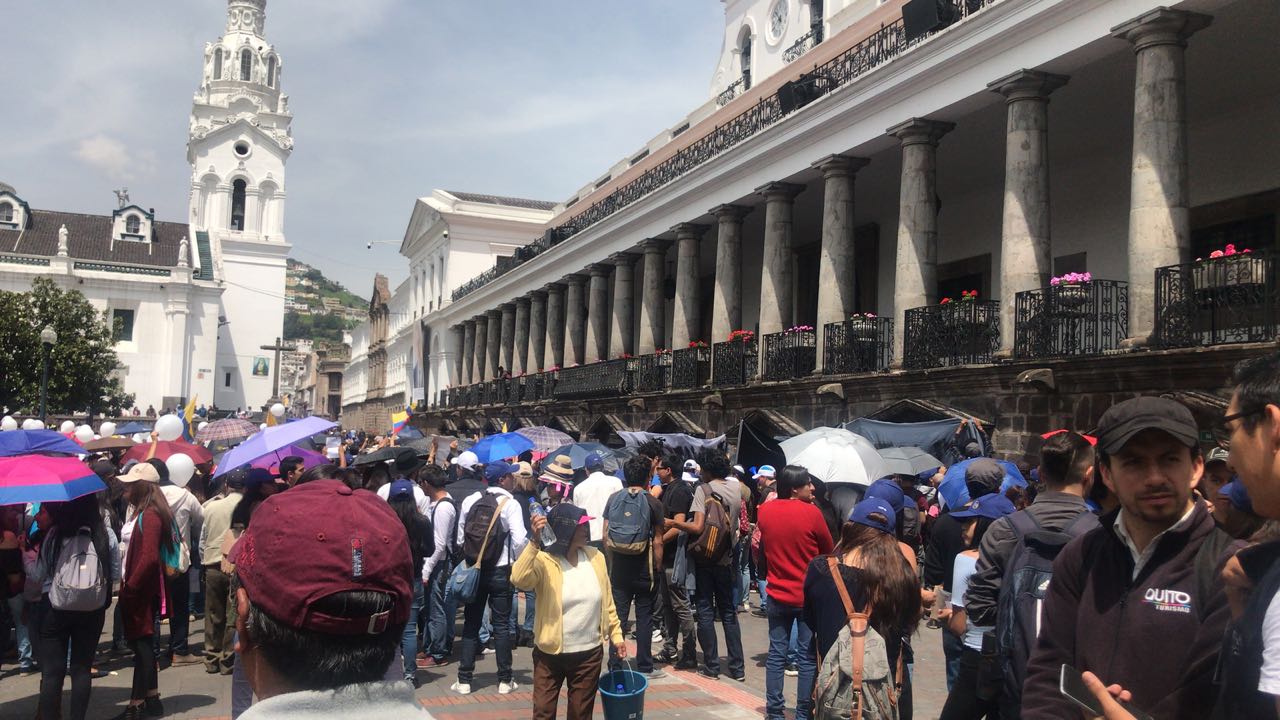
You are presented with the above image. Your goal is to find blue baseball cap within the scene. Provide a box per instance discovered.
[1219,479,1254,514]
[865,478,905,514]
[753,464,777,480]
[388,478,415,501]
[951,493,1017,520]
[848,498,896,535]
[244,468,276,488]
[484,461,520,483]
[584,454,605,471]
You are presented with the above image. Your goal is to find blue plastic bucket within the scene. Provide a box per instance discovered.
[598,669,647,720]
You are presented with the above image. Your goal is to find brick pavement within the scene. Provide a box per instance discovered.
[0,593,951,719]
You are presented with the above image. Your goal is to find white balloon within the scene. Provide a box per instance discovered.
[21,419,40,430]
[259,423,268,431]
[1,416,16,431]
[74,425,94,443]
[270,403,286,418]
[154,414,184,441]
[132,433,147,443]
[197,421,209,432]
[165,453,196,489]
[59,420,76,434]
[99,421,116,437]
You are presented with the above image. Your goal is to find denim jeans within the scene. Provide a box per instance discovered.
[758,579,770,613]
[510,589,535,635]
[424,562,455,660]
[6,595,32,668]
[400,577,425,680]
[165,568,191,656]
[733,537,751,607]
[942,626,964,692]
[693,563,744,677]
[661,567,696,664]
[610,578,656,673]
[458,566,513,685]
[766,600,815,720]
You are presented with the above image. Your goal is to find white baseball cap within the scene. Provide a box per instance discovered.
[451,450,480,470]
[753,464,777,480]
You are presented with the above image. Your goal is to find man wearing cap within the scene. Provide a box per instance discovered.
[1202,446,1234,505]
[655,454,698,669]
[572,454,622,549]
[750,465,778,617]
[376,448,432,516]
[227,480,430,719]
[452,461,528,695]
[1022,397,1238,719]
[419,464,458,670]
[1213,479,1265,540]
[200,467,246,675]
[446,451,485,504]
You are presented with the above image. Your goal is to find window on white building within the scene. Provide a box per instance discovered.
[125,215,141,234]
[213,48,223,79]
[741,34,753,90]
[267,55,277,87]
[224,369,235,389]
[0,202,12,223]
[230,179,247,231]
[240,49,253,82]
[112,309,135,342]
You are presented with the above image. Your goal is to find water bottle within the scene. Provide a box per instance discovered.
[528,498,557,547]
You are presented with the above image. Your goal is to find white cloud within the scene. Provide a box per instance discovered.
[75,134,155,182]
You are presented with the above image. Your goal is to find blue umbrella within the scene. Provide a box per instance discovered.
[397,425,425,440]
[939,457,1026,509]
[0,430,87,457]
[470,432,535,463]
[213,416,337,477]
[547,442,618,471]
[116,421,153,435]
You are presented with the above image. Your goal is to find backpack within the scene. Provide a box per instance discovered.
[462,493,510,568]
[136,511,184,579]
[432,496,463,567]
[996,509,1099,707]
[605,488,653,555]
[814,557,899,720]
[48,527,109,612]
[689,488,732,566]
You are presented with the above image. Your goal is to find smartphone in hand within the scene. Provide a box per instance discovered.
[1059,665,1153,720]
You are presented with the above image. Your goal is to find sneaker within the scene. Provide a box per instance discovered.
[728,673,746,683]
[751,608,767,618]
[171,653,202,666]
[107,705,144,720]
[651,630,664,644]
[498,680,519,694]
[697,668,720,680]
[450,681,472,695]
[675,659,699,671]
[653,650,676,664]
[418,656,451,669]
[644,668,667,679]
[784,665,799,677]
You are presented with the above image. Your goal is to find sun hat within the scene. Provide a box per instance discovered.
[515,461,534,479]
[118,462,160,484]
[545,503,593,557]
[848,497,896,535]
[544,454,574,478]
[392,447,426,476]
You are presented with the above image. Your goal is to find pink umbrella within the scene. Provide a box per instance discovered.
[249,445,328,474]
[0,455,106,504]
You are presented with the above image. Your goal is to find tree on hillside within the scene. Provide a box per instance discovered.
[0,277,134,415]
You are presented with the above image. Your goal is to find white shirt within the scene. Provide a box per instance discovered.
[376,481,432,517]
[1259,588,1280,695]
[951,552,991,652]
[456,487,528,567]
[424,497,456,581]
[573,471,622,542]
[558,549,603,654]
[1112,502,1198,580]
[160,485,204,555]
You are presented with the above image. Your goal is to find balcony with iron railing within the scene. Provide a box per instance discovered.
[823,317,893,374]
[763,328,817,381]
[553,359,634,400]
[1155,252,1279,349]
[1014,279,1128,359]
[903,299,1000,370]
[671,346,711,390]
[635,352,672,393]
[784,25,825,63]
[712,336,758,388]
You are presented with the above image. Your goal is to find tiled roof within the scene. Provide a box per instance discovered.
[0,209,186,267]
[447,191,556,212]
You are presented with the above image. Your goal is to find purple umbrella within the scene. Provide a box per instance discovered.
[213,416,336,477]
[249,445,328,473]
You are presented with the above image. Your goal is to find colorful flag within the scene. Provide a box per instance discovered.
[181,395,198,442]
[391,408,409,436]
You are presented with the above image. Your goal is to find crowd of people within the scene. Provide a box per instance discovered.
[4,352,1280,720]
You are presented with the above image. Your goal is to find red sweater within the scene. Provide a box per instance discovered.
[757,499,833,607]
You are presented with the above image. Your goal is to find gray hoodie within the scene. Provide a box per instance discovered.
[238,681,434,720]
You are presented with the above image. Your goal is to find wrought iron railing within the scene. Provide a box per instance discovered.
[824,317,893,374]
[763,330,817,380]
[784,25,825,63]
[670,347,710,389]
[1155,253,1279,348]
[903,300,1000,370]
[635,353,671,393]
[716,77,747,107]
[483,379,507,405]
[451,0,1001,302]
[553,360,634,399]
[712,339,758,387]
[539,371,558,400]
[1014,280,1128,359]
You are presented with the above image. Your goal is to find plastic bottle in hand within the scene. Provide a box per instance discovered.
[528,499,557,547]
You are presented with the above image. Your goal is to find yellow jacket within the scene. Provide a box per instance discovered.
[511,541,623,655]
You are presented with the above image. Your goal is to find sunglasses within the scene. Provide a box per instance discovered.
[1215,406,1267,433]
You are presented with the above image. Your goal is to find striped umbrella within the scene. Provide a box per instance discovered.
[515,426,574,453]
[196,418,260,444]
[0,455,106,504]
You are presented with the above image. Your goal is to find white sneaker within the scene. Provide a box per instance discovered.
[450,681,472,695]
[498,680,519,694]
[652,630,665,644]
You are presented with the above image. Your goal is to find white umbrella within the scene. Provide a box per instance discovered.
[780,427,887,486]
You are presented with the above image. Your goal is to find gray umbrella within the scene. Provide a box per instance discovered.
[877,446,944,477]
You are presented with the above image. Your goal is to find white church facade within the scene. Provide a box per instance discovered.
[0,0,290,414]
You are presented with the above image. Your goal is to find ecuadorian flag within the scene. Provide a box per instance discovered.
[391,407,410,436]
[181,396,198,442]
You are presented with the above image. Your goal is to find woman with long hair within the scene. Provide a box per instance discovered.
[387,479,433,686]
[114,462,177,720]
[803,497,921,713]
[33,492,114,720]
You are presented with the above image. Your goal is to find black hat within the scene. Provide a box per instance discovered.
[1096,397,1198,455]
[392,447,426,476]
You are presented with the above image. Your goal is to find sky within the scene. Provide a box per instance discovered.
[3,1,724,294]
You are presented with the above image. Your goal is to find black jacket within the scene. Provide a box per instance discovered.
[1214,539,1280,720]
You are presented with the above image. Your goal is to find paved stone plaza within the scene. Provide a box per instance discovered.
[0,594,950,719]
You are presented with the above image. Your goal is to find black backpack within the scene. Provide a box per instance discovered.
[432,496,463,567]
[462,493,510,568]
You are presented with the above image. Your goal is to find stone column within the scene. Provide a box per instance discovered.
[638,239,668,354]
[1112,8,1212,346]
[711,205,750,343]
[528,291,547,372]
[499,303,516,374]
[671,223,707,348]
[565,275,587,365]
[513,298,531,374]
[610,254,638,357]
[485,309,502,379]
[545,283,566,368]
[462,320,476,384]
[888,118,955,364]
[989,70,1069,355]
[473,314,490,382]
[813,155,870,370]
[450,325,465,388]
[756,182,805,337]
[583,264,610,363]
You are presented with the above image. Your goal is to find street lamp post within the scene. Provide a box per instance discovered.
[39,325,57,420]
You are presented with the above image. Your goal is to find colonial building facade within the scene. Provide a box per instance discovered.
[422,0,1279,455]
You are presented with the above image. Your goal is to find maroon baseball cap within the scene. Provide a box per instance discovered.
[229,479,412,635]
